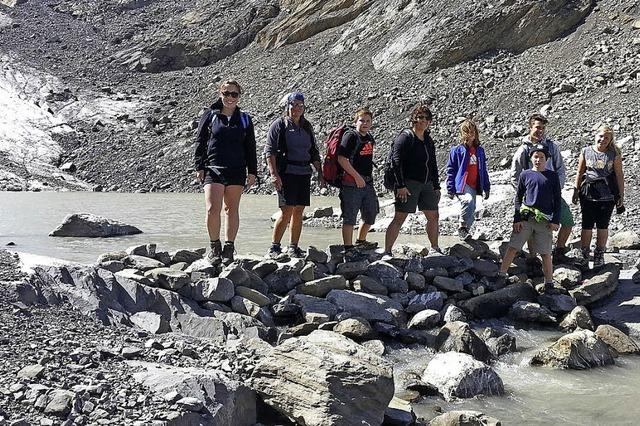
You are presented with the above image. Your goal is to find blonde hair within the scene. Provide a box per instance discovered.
[219,80,242,94]
[354,106,373,121]
[459,119,479,147]
[597,125,621,156]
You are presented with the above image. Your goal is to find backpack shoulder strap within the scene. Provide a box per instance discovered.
[240,112,250,129]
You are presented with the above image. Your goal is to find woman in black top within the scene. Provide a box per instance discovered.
[384,104,441,255]
[264,92,324,258]
[194,80,257,265]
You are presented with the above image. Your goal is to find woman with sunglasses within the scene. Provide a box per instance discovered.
[264,91,323,258]
[194,80,257,265]
[571,124,625,268]
[384,104,442,256]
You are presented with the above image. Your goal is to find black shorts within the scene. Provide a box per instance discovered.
[278,173,311,207]
[580,197,615,230]
[203,167,246,187]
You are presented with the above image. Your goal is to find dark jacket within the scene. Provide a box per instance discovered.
[194,98,258,175]
[263,116,321,175]
[391,129,440,190]
[445,144,491,195]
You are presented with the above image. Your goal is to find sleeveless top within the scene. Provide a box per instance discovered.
[583,146,615,180]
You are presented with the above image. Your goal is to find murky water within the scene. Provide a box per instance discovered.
[2,191,639,424]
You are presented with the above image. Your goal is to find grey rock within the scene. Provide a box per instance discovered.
[334,317,375,340]
[144,268,190,291]
[384,396,416,426]
[569,265,620,305]
[187,277,234,302]
[405,271,426,291]
[442,304,468,323]
[306,246,328,263]
[531,329,615,369]
[429,410,502,426]
[352,274,388,295]
[433,276,464,293]
[98,260,125,273]
[591,270,640,338]
[17,365,45,379]
[43,390,74,416]
[422,352,504,401]
[250,330,394,425]
[231,296,261,317]
[422,255,459,270]
[553,267,582,288]
[361,339,385,357]
[122,346,144,359]
[609,231,640,249]
[130,361,255,424]
[96,251,128,263]
[184,259,217,276]
[130,311,170,334]
[300,263,315,282]
[177,397,204,412]
[436,321,493,363]
[126,243,156,258]
[407,309,441,330]
[462,283,537,319]
[170,249,202,264]
[482,329,517,357]
[560,306,594,331]
[327,290,403,324]
[335,259,369,279]
[264,269,302,295]
[538,293,577,314]
[423,267,449,283]
[235,286,270,306]
[595,325,640,355]
[49,213,142,237]
[508,301,556,323]
[471,259,498,277]
[293,294,337,324]
[123,255,165,272]
[407,292,446,313]
[252,259,278,278]
[297,275,347,297]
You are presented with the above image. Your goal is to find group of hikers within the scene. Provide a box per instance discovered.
[194,80,626,284]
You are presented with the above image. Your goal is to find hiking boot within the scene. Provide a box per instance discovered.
[552,246,569,264]
[206,240,222,265]
[457,227,471,240]
[593,247,606,269]
[344,246,367,263]
[576,248,590,269]
[221,241,235,265]
[430,246,444,255]
[267,243,282,259]
[355,239,378,251]
[286,245,305,259]
[381,251,393,261]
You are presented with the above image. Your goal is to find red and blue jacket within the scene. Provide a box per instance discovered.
[445,144,491,195]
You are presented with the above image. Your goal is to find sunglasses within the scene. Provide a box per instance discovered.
[415,115,431,120]
[221,91,240,98]
[289,102,305,108]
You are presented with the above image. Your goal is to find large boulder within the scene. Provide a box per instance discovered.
[595,325,640,356]
[435,321,493,363]
[293,294,338,324]
[609,231,640,249]
[421,352,504,401]
[569,265,620,305]
[130,361,256,425]
[49,213,142,237]
[559,306,594,331]
[462,283,537,319]
[530,329,615,369]
[250,330,394,425]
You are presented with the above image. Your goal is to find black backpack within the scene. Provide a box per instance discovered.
[382,129,413,191]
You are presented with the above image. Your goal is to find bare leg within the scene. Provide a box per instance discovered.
[342,224,354,246]
[222,185,244,242]
[556,225,572,248]
[541,253,553,283]
[581,229,593,250]
[204,183,224,241]
[357,223,372,241]
[289,205,305,245]
[273,206,294,244]
[384,212,409,252]
[595,228,608,248]
[500,246,519,273]
[423,210,440,249]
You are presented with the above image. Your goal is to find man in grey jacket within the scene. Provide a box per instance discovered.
[510,114,574,266]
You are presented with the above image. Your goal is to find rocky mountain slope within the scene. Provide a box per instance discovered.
[1,0,639,226]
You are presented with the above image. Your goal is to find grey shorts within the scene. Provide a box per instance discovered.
[340,184,379,225]
[396,180,439,213]
[508,218,554,255]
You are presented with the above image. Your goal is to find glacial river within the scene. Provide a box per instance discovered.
[1,191,639,424]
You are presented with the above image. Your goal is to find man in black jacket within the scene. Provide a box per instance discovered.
[384,105,442,256]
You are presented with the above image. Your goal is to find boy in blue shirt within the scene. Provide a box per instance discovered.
[499,144,561,286]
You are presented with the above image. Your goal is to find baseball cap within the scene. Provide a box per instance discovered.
[528,143,549,158]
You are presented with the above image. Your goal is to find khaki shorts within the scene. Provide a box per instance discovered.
[508,218,553,255]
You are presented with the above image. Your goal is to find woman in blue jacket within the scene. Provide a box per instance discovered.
[445,119,490,239]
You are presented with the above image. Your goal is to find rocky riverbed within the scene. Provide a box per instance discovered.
[2,233,640,425]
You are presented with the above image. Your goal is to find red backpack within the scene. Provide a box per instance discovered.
[321,125,349,188]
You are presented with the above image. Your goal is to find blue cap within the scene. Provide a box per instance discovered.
[287,92,305,104]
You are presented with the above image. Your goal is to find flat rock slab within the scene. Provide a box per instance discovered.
[591,270,640,339]
[49,213,142,237]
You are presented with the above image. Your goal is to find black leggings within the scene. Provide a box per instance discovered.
[580,197,615,230]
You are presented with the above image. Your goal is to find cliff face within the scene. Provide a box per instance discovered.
[0,0,639,211]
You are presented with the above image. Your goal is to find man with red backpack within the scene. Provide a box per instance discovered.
[337,107,379,261]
